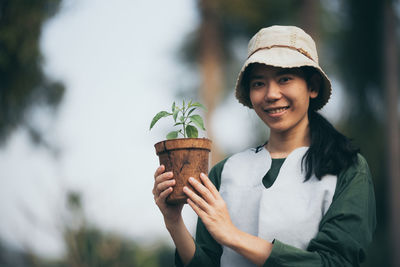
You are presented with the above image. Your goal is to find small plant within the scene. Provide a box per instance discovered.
[150,100,207,139]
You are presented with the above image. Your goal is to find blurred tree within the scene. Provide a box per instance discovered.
[334,0,399,266]
[383,1,400,266]
[0,0,65,146]
[298,0,319,38]
[60,191,174,267]
[0,239,32,267]
[197,0,225,164]
[0,191,175,267]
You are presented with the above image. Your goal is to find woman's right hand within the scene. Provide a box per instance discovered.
[153,165,196,264]
[152,165,184,226]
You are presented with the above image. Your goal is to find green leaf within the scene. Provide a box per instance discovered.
[173,109,179,122]
[191,102,207,111]
[179,116,184,123]
[166,131,179,139]
[189,115,206,130]
[186,125,198,138]
[187,107,196,117]
[172,102,176,112]
[149,111,171,130]
[174,122,183,126]
[188,100,192,107]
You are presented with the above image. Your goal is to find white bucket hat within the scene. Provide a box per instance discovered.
[235,25,332,110]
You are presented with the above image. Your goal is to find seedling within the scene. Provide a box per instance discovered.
[150,100,207,139]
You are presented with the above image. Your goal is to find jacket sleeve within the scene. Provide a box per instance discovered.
[263,154,377,267]
[175,158,227,267]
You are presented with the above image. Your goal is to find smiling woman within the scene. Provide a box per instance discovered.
[152,25,376,267]
[245,64,317,140]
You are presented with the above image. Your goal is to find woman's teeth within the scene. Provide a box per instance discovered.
[266,107,289,114]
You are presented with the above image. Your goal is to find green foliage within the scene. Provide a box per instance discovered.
[0,0,65,145]
[150,100,207,139]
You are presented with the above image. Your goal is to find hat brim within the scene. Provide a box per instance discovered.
[235,47,331,110]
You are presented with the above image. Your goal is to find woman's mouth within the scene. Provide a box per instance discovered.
[265,106,290,114]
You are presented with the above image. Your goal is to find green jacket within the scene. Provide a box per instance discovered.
[176,154,376,267]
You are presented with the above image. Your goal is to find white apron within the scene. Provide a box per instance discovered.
[219,147,337,267]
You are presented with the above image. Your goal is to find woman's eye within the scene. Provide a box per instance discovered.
[250,81,264,88]
[278,77,291,84]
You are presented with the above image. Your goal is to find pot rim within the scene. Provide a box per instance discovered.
[154,138,212,154]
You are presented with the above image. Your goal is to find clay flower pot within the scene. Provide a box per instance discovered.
[154,138,212,205]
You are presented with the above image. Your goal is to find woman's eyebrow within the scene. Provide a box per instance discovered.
[276,69,298,76]
[249,74,265,80]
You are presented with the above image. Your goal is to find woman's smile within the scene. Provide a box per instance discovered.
[264,106,290,115]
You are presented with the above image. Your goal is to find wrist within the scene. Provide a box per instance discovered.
[224,228,273,266]
[221,224,241,247]
[165,216,184,233]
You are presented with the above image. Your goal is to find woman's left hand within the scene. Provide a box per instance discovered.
[184,173,273,266]
[183,173,237,246]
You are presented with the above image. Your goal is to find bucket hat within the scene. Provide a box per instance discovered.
[235,25,331,110]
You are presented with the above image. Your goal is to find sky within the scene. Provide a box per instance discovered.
[0,0,345,258]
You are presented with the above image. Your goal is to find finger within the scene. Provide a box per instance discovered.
[155,179,176,196]
[156,187,173,204]
[155,171,174,185]
[183,186,209,211]
[153,171,173,195]
[200,173,219,198]
[154,165,165,179]
[187,198,207,219]
[189,176,215,203]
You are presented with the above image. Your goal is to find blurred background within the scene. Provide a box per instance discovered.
[0,0,399,266]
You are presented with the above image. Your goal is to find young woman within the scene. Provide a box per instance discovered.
[152,25,376,266]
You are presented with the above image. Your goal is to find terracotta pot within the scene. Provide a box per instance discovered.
[154,138,212,205]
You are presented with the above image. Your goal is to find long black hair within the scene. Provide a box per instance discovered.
[302,67,359,180]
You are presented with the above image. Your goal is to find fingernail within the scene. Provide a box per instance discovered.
[189,177,195,182]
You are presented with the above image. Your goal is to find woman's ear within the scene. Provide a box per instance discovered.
[309,73,321,99]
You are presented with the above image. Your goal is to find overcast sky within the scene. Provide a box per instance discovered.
[0,0,344,258]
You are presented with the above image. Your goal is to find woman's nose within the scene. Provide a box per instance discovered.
[265,82,281,102]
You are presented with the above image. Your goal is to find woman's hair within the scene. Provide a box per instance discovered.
[301,66,359,180]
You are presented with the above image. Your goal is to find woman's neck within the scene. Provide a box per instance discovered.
[266,124,311,159]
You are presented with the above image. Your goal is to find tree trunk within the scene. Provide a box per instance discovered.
[198,0,224,165]
[298,0,319,40]
[384,1,400,266]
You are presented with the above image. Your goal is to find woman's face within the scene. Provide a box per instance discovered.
[248,64,318,135]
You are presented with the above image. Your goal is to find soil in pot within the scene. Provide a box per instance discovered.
[154,138,212,205]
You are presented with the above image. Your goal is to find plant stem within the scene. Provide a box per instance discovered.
[176,101,194,138]
[182,103,187,138]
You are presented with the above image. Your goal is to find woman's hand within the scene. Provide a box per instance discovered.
[152,165,184,226]
[183,173,237,246]
[152,165,196,264]
[184,173,273,266]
